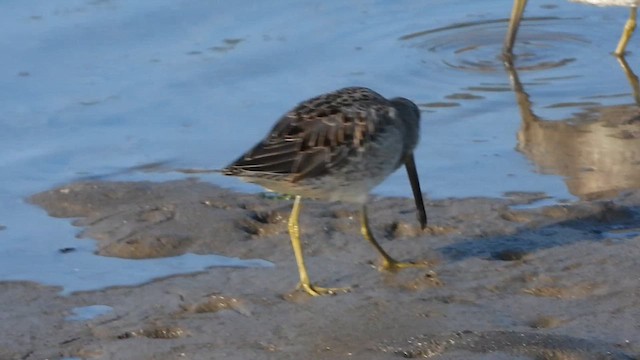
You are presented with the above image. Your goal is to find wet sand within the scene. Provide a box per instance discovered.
[2,179,639,359]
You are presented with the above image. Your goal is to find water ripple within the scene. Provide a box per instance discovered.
[401,17,588,72]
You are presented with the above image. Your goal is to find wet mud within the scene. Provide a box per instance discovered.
[0,180,638,359]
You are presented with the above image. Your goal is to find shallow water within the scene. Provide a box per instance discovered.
[1,0,638,292]
[65,304,114,322]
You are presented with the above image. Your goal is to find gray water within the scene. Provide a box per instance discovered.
[1,0,638,293]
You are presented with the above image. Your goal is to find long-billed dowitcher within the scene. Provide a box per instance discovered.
[222,87,427,296]
[504,0,639,57]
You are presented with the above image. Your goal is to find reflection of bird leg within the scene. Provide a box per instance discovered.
[616,55,640,106]
[615,7,637,56]
[504,59,539,138]
[503,0,529,60]
[506,57,563,156]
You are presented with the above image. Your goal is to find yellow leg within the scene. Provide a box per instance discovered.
[359,205,427,271]
[288,196,349,296]
[503,0,529,59]
[615,7,637,56]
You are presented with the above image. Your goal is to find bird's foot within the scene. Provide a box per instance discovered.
[380,259,430,272]
[297,282,350,297]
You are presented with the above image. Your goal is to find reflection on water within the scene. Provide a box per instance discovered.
[618,56,640,105]
[398,3,639,201]
[402,16,586,72]
[506,59,640,199]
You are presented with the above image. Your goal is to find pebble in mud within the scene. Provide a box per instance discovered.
[395,270,445,292]
[529,315,564,329]
[117,326,186,340]
[181,295,252,316]
[491,249,528,261]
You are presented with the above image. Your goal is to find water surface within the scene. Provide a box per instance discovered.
[1,0,638,292]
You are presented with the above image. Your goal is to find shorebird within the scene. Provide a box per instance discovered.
[222,87,427,296]
[504,0,639,57]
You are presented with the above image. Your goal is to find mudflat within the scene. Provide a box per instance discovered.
[2,179,639,359]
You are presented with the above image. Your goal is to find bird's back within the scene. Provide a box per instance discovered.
[222,87,417,202]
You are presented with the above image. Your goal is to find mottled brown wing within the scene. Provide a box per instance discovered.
[224,87,397,182]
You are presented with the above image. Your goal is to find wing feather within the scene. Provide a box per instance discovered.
[223,87,397,182]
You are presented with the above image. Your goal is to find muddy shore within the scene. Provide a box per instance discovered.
[1,179,639,359]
